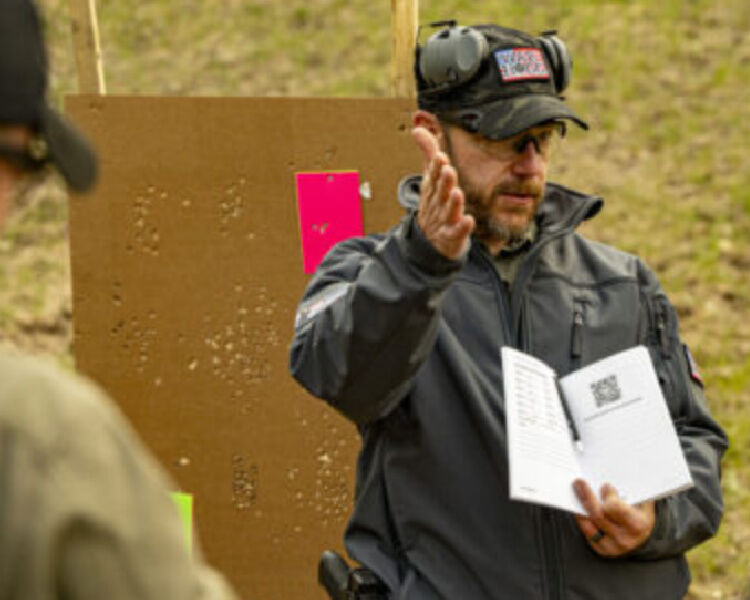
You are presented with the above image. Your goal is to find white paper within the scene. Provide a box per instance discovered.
[502,347,585,513]
[502,345,693,514]
[559,346,694,506]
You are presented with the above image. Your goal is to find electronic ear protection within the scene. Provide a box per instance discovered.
[417,21,573,96]
[417,20,490,93]
[537,30,572,94]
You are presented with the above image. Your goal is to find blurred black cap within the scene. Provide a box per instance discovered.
[0,0,98,192]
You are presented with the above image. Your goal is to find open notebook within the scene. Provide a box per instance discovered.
[502,346,693,514]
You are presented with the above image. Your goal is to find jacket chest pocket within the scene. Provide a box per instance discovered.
[564,295,629,371]
[525,280,641,375]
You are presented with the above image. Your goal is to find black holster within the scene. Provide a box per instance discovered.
[318,550,389,600]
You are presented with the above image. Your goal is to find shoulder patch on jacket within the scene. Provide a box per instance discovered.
[683,344,703,387]
[295,283,349,330]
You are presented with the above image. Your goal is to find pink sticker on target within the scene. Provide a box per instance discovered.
[295,171,364,274]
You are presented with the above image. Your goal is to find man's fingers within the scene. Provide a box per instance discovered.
[574,480,656,556]
[423,163,458,232]
[432,152,449,184]
[600,483,617,501]
[574,480,605,523]
[444,187,473,242]
[573,515,618,556]
[591,534,623,557]
[419,151,449,214]
[575,480,634,534]
[446,188,474,237]
[600,484,636,528]
[413,126,449,201]
[574,479,619,537]
[574,514,600,540]
[602,492,655,539]
[412,127,440,165]
[599,484,648,531]
[435,164,457,206]
[445,187,464,225]
[412,126,471,260]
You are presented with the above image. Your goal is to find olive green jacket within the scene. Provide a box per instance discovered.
[0,349,237,599]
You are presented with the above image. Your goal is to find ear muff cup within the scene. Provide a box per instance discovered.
[454,28,489,82]
[538,33,572,94]
[419,27,489,89]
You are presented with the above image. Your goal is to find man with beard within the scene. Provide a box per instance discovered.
[0,0,237,597]
[290,23,726,599]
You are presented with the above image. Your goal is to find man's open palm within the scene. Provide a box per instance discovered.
[412,127,475,260]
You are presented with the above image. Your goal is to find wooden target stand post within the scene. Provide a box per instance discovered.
[66,1,419,598]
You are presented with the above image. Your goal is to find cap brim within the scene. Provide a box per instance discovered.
[40,107,98,193]
[467,95,588,141]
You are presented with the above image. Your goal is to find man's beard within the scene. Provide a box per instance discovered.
[463,179,543,247]
[441,130,544,248]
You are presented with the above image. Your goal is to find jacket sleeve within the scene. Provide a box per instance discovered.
[629,263,729,560]
[289,213,465,426]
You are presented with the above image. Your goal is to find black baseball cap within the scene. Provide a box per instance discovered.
[0,0,98,192]
[417,24,588,141]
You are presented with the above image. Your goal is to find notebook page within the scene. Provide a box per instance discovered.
[502,347,585,513]
[559,346,693,505]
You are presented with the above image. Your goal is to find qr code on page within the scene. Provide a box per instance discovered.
[591,375,621,408]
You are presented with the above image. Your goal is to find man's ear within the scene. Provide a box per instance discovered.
[413,110,444,139]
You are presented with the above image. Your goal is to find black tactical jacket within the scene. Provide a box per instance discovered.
[290,182,728,600]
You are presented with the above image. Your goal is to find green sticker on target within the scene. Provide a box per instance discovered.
[171,491,193,554]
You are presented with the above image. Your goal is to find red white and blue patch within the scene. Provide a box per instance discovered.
[683,344,704,387]
[494,47,550,82]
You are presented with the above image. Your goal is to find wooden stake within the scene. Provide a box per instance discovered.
[390,0,418,98]
[69,0,106,94]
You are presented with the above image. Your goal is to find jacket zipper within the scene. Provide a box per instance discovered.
[512,235,579,599]
[500,234,571,600]
[478,246,565,599]
[473,246,514,345]
[486,197,599,600]
[540,509,564,600]
[510,198,600,344]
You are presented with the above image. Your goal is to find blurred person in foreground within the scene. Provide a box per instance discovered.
[290,22,728,599]
[0,0,237,597]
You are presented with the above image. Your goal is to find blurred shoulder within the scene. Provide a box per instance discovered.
[0,347,127,455]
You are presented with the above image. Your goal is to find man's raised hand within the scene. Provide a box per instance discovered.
[411,127,475,261]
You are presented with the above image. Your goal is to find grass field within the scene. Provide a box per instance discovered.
[5,0,748,597]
